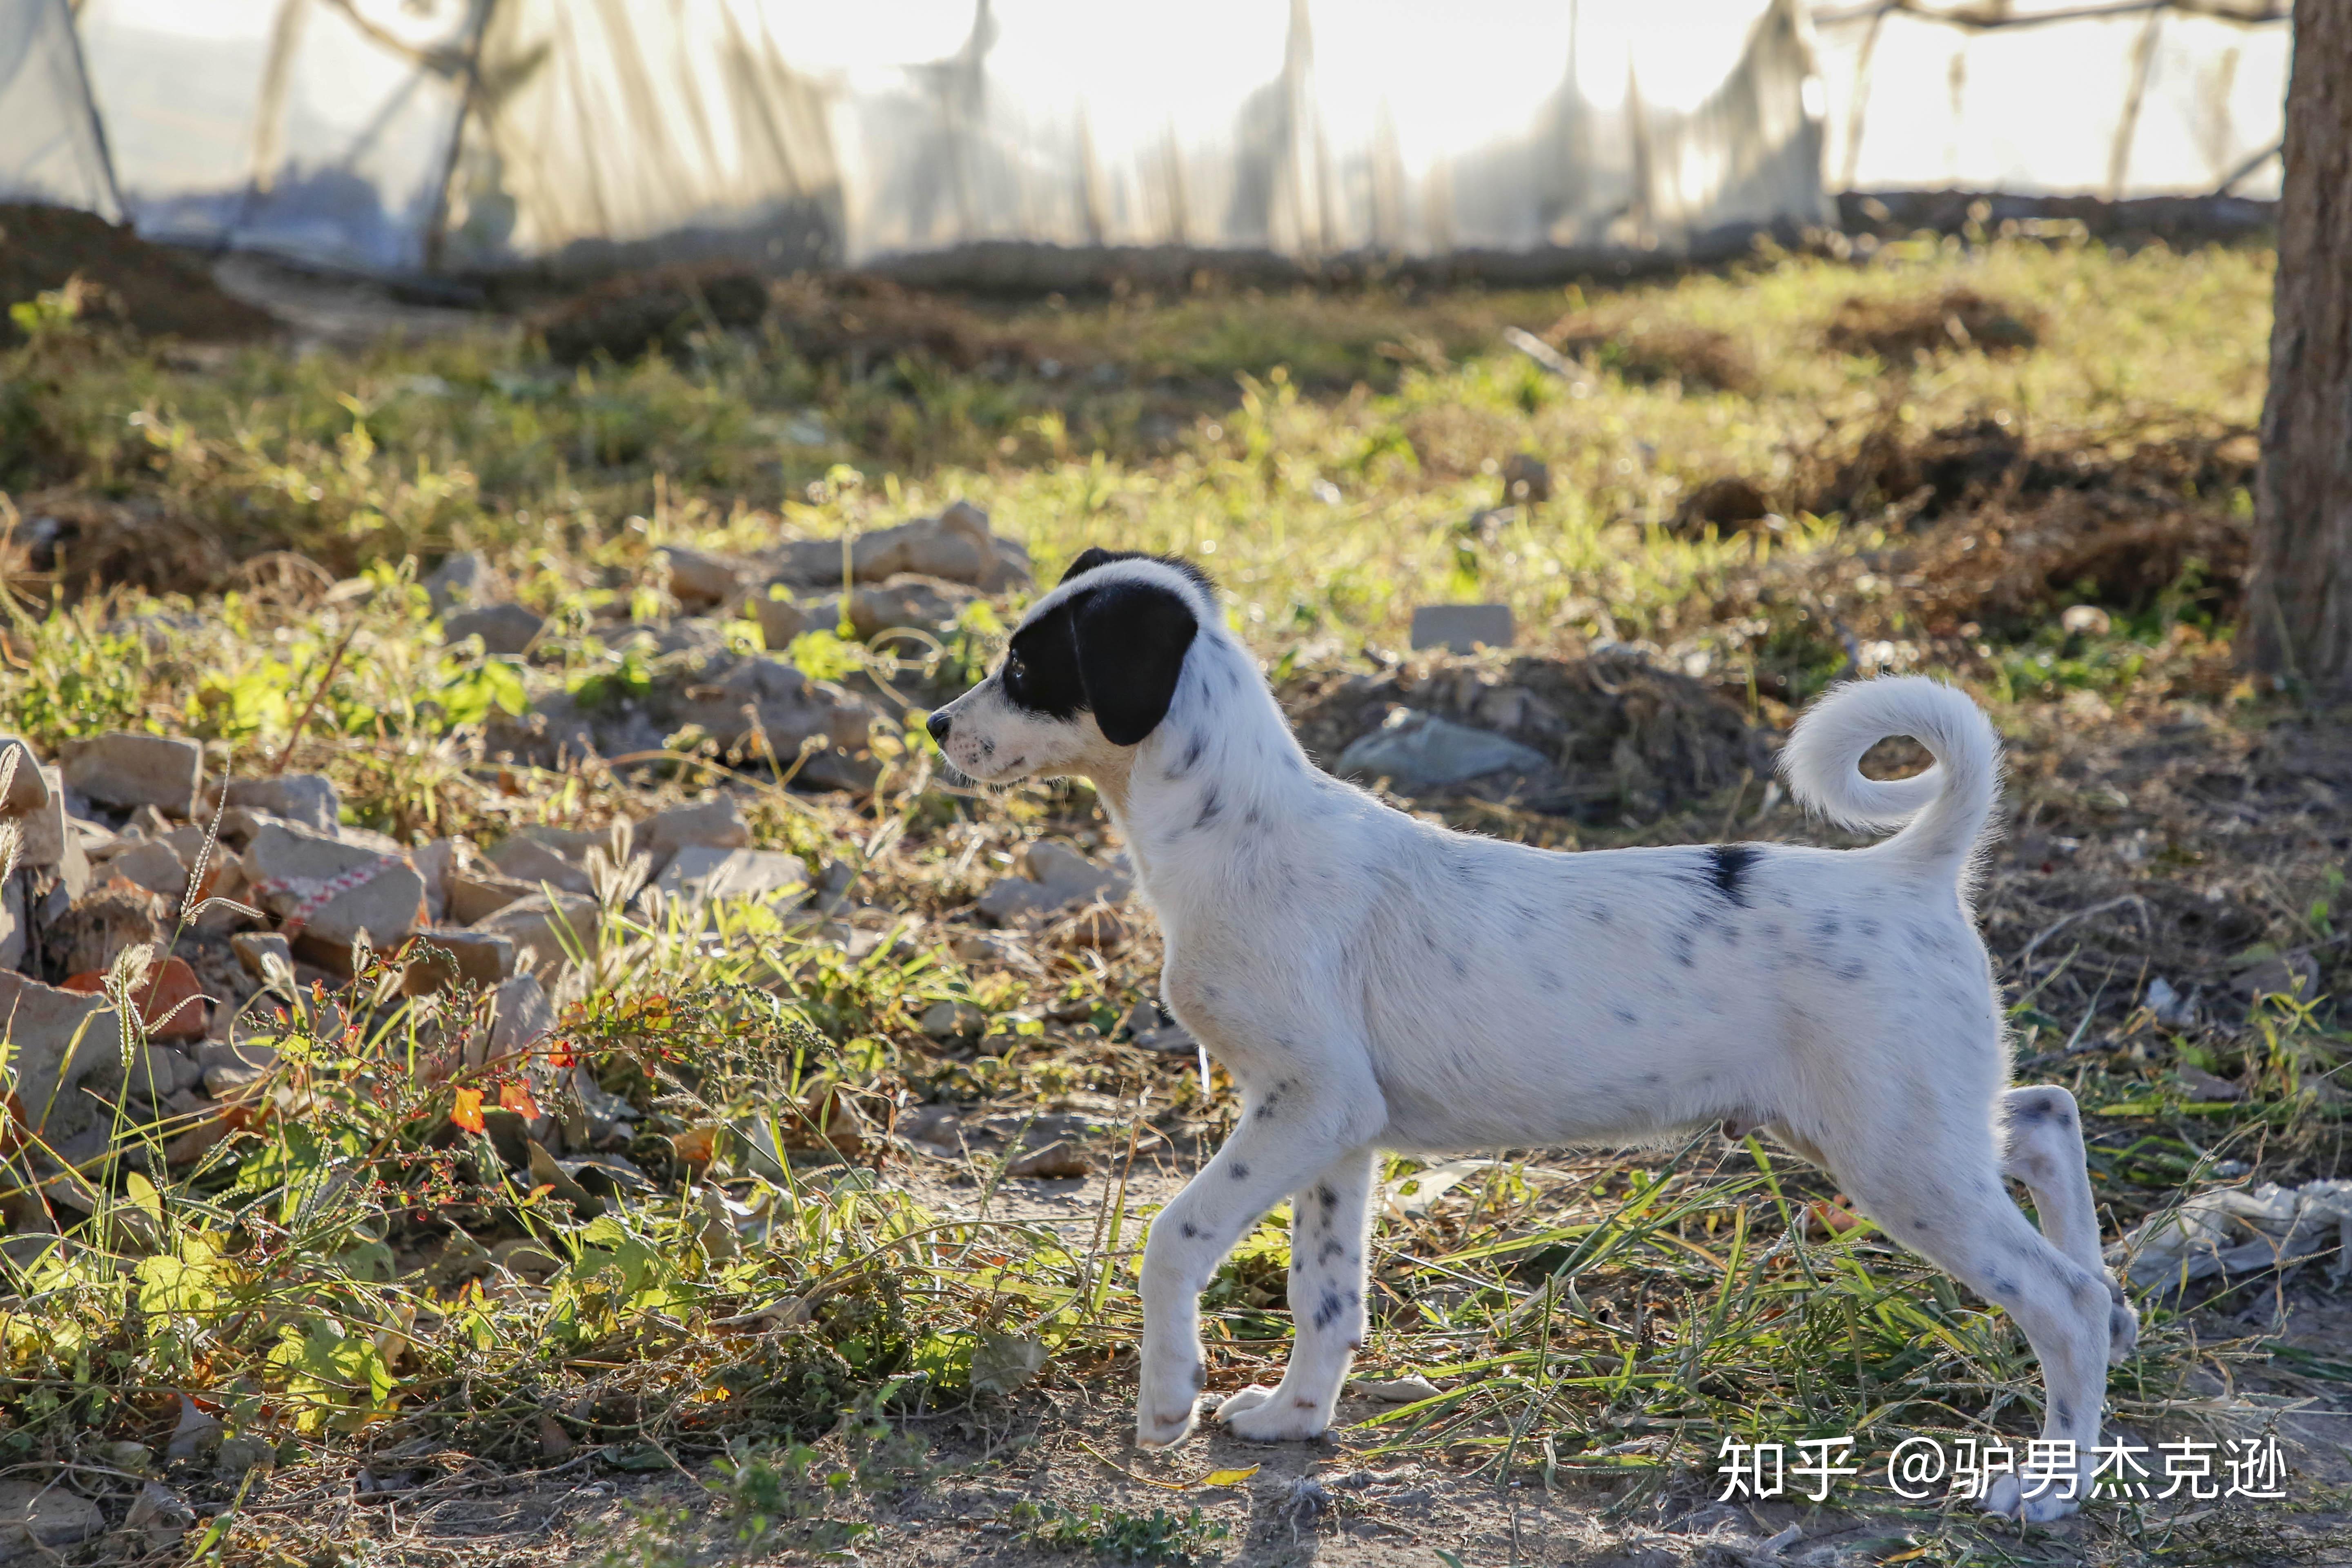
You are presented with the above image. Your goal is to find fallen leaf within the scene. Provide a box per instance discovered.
[969,1333,1049,1396]
[538,1412,575,1457]
[499,1081,542,1118]
[451,1088,486,1134]
[1198,1466,1260,1488]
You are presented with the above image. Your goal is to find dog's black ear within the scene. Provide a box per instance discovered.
[1060,547,1123,585]
[1070,581,1197,745]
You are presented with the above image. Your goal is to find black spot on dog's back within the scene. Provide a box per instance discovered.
[1702,843,1760,907]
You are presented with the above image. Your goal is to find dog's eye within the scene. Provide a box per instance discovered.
[1002,653,1024,686]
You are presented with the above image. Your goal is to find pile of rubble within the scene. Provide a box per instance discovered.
[443,501,1028,783]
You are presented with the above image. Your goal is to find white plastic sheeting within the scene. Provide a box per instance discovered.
[56,0,1833,278]
[1814,0,2290,200]
[0,0,120,219]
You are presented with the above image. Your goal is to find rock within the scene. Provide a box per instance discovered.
[2109,1177,2352,1291]
[486,835,597,896]
[652,845,811,908]
[242,822,426,973]
[444,603,545,655]
[2232,950,2321,1004]
[1501,453,1551,504]
[446,869,534,925]
[0,973,120,1134]
[1123,1001,1197,1054]
[60,732,203,816]
[401,930,517,993]
[753,590,807,650]
[2176,1065,2243,1102]
[124,1045,203,1101]
[488,973,556,1057]
[423,551,491,615]
[974,840,1129,925]
[230,931,295,983]
[1409,604,1514,655]
[0,1478,105,1558]
[658,545,750,610]
[109,838,192,900]
[410,837,460,923]
[636,797,749,877]
[1348,1374,1444,1403]
[476,892,601,974]
[0,738,48,814]
[223,774,340,833]
[1677,474,1771,531]
[666,654,878,755]
[59,955,207,1042]
[0,879,21,970]
[521,823,630,860]
[803,575,981,643]
[16,768,88,896]
[45,883,165,976]
[1051,905,1134,949]
[1336,709,1552,793]
[124,1480,194,1548]
[1007,1145,1093,1179]
[920,999,986,1043]
[849,500,1031,591]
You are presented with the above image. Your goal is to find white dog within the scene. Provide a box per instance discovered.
[927,550,2137,1520]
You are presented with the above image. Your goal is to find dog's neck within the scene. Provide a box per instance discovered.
[1089,626,1319,899]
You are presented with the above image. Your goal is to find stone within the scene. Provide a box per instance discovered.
[45,884,165,976]
[443,603,545,655]
[520,824,632,861]
[657,545,750,610]
[0,1478,105,1558]
[423,550,490,615]
[653,845,811,908]
[0,737,48,814]
[803,575,981,643]
[475,892,601,974]
[845,500,1031,591]
[125,1045,204,1101]
[1409,604,1515,654]
[2232,950,2321,1004]
[446,869,534,925]
[1336,708,1552,793]
[753,589,807,650]
[636,797,749,877]
[223,774,340,834]
[488,973,556,1057]
[241,822,427,973]
[109,839,192,900]
[60,732,203,816]
[401,930,516,993]
[16,768,87,896]
[486,835,597,896]
[96,955,207,1042]
[230,931,295,983]
[1501,453,1551,504]
[667,654,877,756]
[974,840,1129,925]
[0,973,120,1134]
[920,1000,986,1043]
[410,837,460,924]
[0,879,21,970]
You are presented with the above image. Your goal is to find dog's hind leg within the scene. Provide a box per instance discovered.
[1216,1147,1376,1441]
[1831,1127,2113,1522]
[2002,1085,2137,1359]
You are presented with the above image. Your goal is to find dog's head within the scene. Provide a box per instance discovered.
[926,548,1213,783]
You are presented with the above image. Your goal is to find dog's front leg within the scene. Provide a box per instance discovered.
[1214,1147,1375,1441]
[1135,1087,1379,1447]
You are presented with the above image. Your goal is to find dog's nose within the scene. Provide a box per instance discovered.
[925,710,952,743]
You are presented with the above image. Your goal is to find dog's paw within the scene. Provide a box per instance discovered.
[1980,1474,2081,1523]
[1214,1385,1331,1443]
[1134,1399,1200,1448]
[2107,1287,2141,1361]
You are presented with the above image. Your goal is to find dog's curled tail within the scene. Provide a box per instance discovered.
[1780,675,2002,875]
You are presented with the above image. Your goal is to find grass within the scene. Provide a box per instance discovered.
[1,229,2345,1562]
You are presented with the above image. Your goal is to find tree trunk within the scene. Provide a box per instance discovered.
[2244,5,2352,689]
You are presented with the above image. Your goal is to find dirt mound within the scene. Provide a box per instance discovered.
[11,489,236,599]
[1541,314,1759,395]
[539,265,772,365]
[1810,414,2257,527]
[770,274,1038,374]
[1908,492,2247,637]
[1822,286,2042,361]
[1281,651,1769,820]
[0,203,276,345]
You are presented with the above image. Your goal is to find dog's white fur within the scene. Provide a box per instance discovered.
[932,557,2137,1520]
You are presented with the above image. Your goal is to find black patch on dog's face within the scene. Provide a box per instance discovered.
[1060,547,1219,599]
[1000,575,1199,746]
